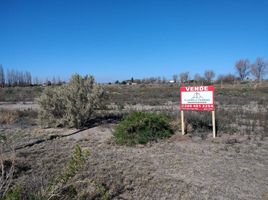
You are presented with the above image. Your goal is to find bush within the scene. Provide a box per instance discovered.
[113,112,174,145]
[46,144,89,199]
[37,74,104,128]
[52,144,89,185]
[3,145,89,200]
[0,109,37,125]
[3,185,23,200]
[184,111,212,132]
[0,109,23,125]
[0,135,15,199]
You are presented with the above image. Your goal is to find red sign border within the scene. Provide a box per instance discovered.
[180,85,215,111]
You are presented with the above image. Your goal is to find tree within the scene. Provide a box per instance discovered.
[25,71,32,85]
[162,77,167,84]
[33,77,40,85]
[251,57,267,82]
[235,59,250,80]
[4,68,32,86]
[179,72,189,83]
[204,70,215,83]
[52,76,57,85]
[0,65,4,87]
[57,76,62,85]
[172,74,178,83]
[194,73,204,84]
[155,77,161,84]
[6,69,11,86]
[217,74,236,84]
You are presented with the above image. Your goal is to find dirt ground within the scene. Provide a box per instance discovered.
[0,101,38,110]
[7,124,268,200]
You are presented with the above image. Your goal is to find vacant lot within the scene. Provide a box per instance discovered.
[0,82,268,199]
[1,125,268,200]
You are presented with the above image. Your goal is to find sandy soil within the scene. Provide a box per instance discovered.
[9,125,268,200]
[0,101,38,110]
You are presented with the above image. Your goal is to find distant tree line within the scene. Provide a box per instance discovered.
[235,57,267,82]
[0,65,65,87]
[166,57,267,85]
[0,57,267,87]
[113,77,169,85]
[6,69,32,86]
[0,65,32,87]
[113,57,266,86]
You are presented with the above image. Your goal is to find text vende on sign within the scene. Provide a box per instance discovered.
[180,86,215,111]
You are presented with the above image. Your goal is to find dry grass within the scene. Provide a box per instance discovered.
[8,126,266,200]
[0,109,37,126]
[1,82,267,135]
[0,110,23,125]
[0,82,266,199]
[0,86,43,102]
[104,83,268,136]
[0,138,16,198]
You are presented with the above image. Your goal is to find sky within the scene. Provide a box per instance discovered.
[0,0,267,82]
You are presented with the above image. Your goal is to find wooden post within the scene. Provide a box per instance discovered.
[212,110,216,138]
[181,110,185,135]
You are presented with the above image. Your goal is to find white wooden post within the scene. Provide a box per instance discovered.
[181,110,185,135]
[212,110,216,138]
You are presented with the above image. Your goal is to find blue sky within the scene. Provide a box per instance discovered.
[0,0,267,82]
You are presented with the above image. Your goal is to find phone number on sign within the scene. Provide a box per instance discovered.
[181,104,214,109]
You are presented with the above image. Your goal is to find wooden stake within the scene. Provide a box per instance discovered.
[181,110,185,135]
[212,110,216,138]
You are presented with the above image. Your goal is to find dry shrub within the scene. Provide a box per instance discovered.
[170,119,181,132]
[184,111,212,132]
[169,134,189,142]
[0,109,37,125]
[0,136,15,198]
[0,110,23,125]
[37,74,104,128]
[3,145,89,200]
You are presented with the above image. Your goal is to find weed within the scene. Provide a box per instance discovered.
[46,144,89,198]
[96,183,110,200]
[0,109,38,126]
[0,109,23,125]
[3,185,23,200]
[3,145,90,200]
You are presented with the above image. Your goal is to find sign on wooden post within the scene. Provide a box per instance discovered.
[180,86,216,137]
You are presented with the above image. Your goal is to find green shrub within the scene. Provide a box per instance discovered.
[37,74,104,128]
[3,145,89,200]
[3,185,40,200]
[3,185,23,200]
[113,112,174,145]
[46,144,89,199]
[53,144,89,184]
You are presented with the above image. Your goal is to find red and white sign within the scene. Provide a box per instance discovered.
[180,86,214,111]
